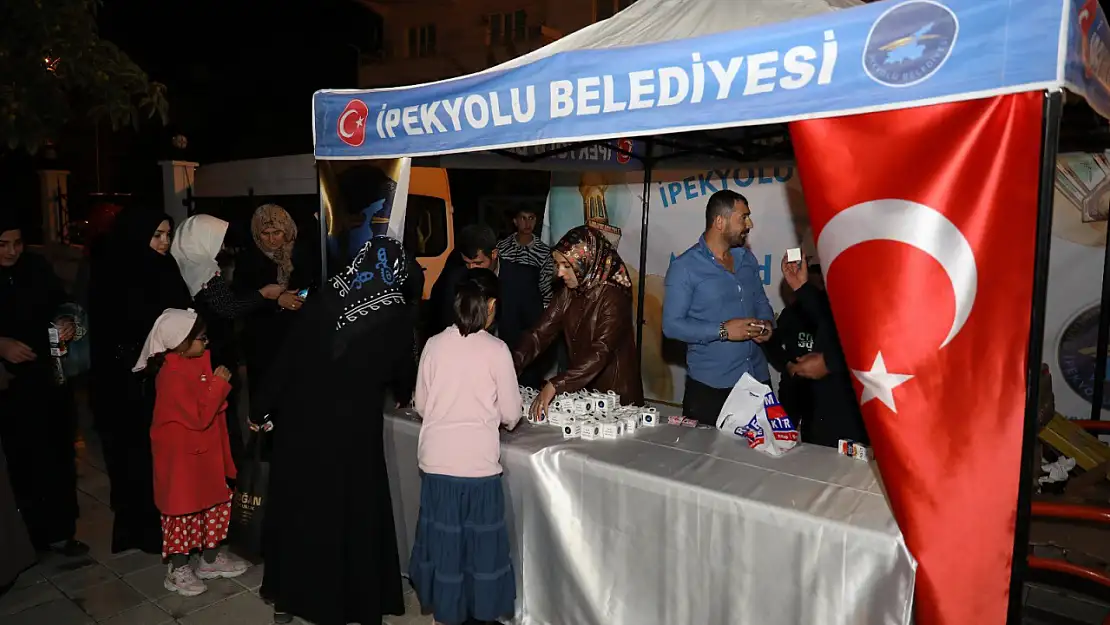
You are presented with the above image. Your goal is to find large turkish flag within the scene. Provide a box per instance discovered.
[790,92,1044,625]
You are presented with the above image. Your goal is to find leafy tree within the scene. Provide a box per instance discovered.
[0,0,168,153]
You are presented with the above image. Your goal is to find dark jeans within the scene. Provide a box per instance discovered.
[682,376,772,427]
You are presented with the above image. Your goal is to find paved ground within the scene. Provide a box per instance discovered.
[0,437,427,625]
[3,380,1107,625]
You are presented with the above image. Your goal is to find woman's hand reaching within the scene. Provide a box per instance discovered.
[530,382,556,422]
[0,337,35,364]
[259,284,284,300]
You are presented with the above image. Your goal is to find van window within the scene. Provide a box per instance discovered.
[404,194,448,257]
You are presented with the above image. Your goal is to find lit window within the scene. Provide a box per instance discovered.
[408,24,437,58]
[490,14,502,43]
[514,10,527,41]
[489,10,527,43]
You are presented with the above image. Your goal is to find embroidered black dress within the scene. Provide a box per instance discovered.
[255,237,417,625]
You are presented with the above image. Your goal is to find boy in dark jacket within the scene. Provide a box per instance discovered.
[761,254,868,448]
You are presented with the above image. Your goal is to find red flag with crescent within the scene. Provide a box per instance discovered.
[789,92,1043,625]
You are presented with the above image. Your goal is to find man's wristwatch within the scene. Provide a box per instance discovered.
[719,322,729,341]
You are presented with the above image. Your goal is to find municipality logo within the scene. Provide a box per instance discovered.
[863,0,958,88]
[1058,304,1109,411]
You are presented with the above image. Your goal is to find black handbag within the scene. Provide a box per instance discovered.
[228,431,270,562]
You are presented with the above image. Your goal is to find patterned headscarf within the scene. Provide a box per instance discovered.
[251,204,297,287]
[553,225,632,292]
[327,236,409,353]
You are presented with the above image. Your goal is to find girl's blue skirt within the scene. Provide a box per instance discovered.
[409,472,516,625]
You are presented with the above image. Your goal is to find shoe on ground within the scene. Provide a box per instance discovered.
[164,564,207,597]
[272,611,294,624]
[195,551,250,580]
[51,539,89,558]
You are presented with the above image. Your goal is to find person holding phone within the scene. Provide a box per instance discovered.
[234,204,312,405]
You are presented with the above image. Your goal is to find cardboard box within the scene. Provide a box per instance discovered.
[1039,415,1110,479]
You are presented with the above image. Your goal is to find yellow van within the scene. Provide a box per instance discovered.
[398,166,453,299]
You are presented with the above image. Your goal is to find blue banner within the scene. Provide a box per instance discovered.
[1065,0,1110,120]
[314,0,1066,159]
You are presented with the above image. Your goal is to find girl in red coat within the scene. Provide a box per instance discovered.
[133,308,250,596]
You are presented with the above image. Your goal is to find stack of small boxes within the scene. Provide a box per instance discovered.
[838,439,871,461]
[519,387,662,439]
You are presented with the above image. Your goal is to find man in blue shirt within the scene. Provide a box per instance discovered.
[663,190,775,425]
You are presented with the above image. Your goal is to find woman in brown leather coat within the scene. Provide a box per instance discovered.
[515,226,644,419]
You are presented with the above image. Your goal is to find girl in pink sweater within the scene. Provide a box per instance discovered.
[409,268,521,625]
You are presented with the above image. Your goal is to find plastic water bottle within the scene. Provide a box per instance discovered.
[48,323,67,385]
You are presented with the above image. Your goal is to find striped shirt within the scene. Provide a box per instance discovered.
[496,234,554,307]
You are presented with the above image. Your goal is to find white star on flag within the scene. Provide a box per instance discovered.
[355,116,364,128]
[851,352,914,412]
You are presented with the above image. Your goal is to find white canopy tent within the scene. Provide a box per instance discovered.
[309,0,1110,621]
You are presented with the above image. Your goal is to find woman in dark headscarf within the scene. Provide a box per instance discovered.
[514,225,644,419]
[234,204,311,403]
[87,207,192,553]
[252,236,419,625]
[0,221,85,555]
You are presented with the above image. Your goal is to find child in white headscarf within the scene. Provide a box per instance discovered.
[134,308,250,596]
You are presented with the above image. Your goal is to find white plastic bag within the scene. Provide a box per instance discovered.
[716,373,799,457]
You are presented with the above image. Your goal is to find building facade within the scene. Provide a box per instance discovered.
[357,0,638,88]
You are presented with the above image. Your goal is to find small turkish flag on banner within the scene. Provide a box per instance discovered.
[790,92,1044,625]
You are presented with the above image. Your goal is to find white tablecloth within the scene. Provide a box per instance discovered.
[383,410,915,625]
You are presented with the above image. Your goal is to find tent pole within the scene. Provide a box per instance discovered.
[1006,89,1063,625]
[317,162,329,287]
[635,139,655,358]
[1090,219,1110,420]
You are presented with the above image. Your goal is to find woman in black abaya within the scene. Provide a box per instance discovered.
[0,222,83,554]
[252,236,418,625]
[88,207,191,553]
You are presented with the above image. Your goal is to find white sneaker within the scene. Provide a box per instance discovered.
[195,551,251,580]
[164,564,207,596]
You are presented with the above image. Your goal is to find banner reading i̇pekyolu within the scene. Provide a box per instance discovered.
[318,158,411,275]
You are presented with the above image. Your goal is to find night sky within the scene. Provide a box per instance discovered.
[97,0,380,164]
[2,0,1108,233]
